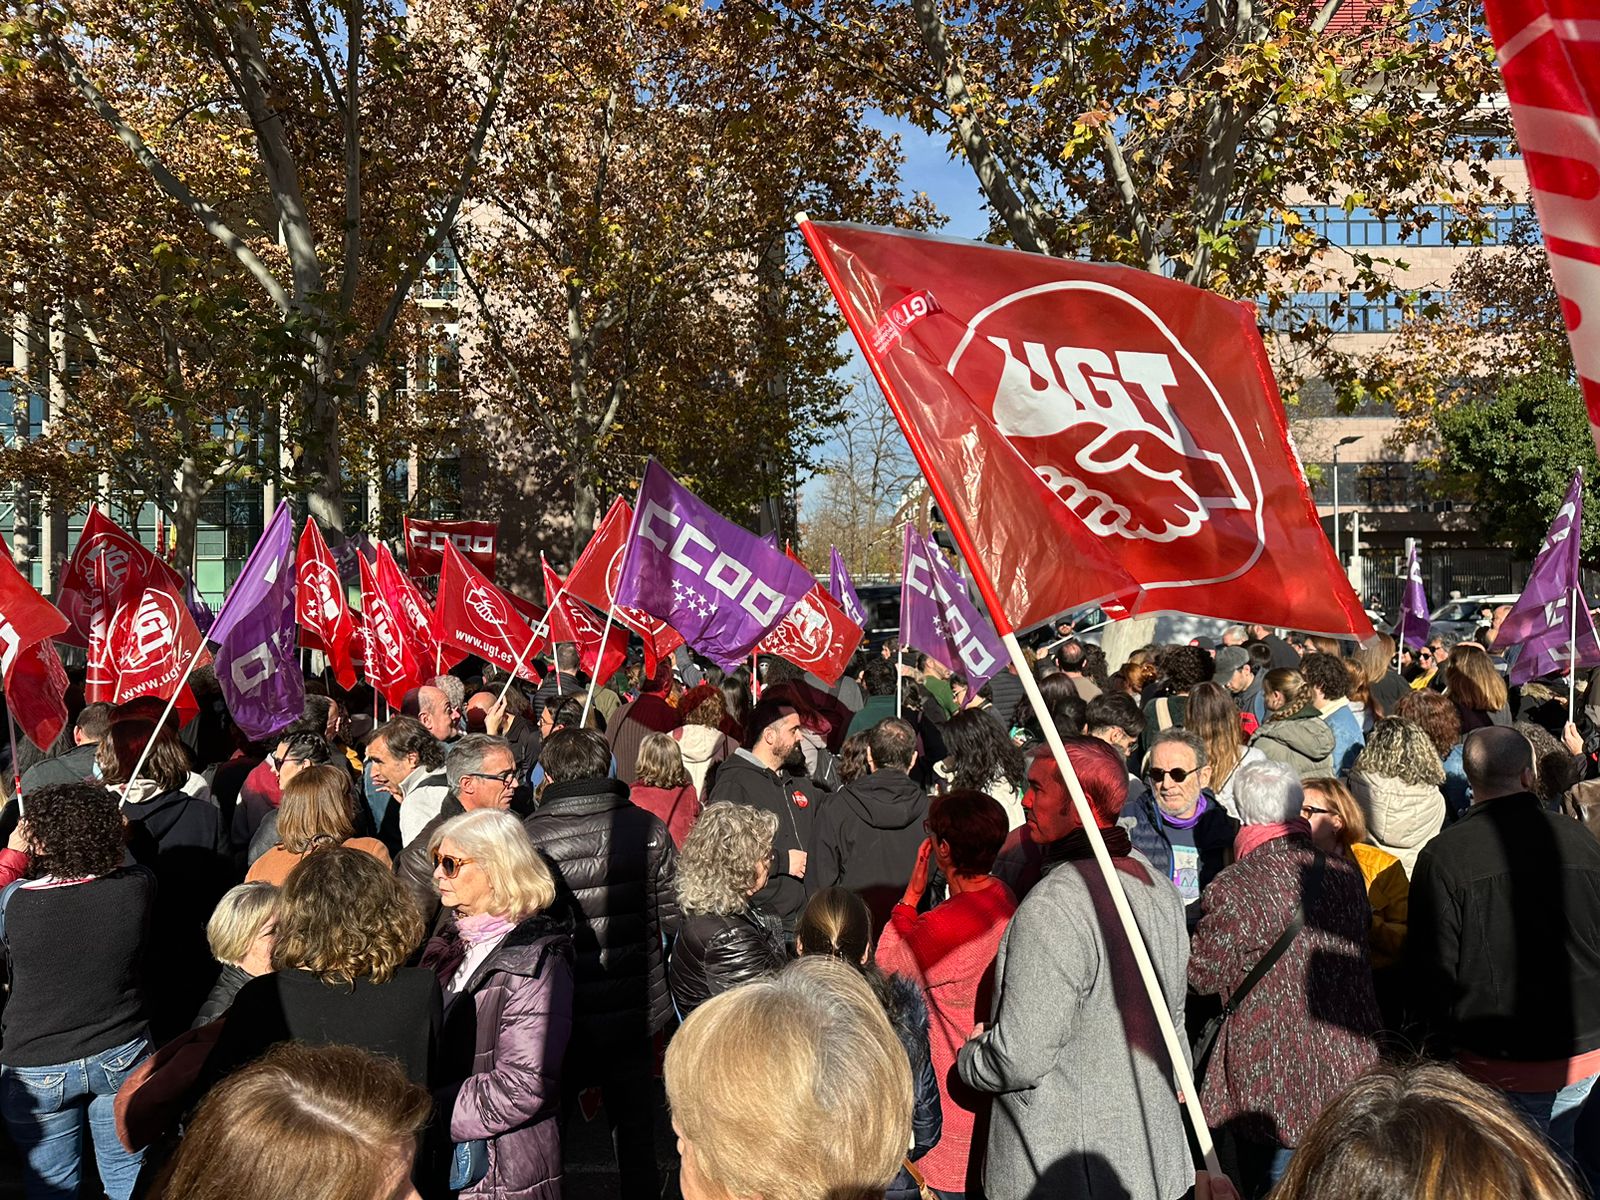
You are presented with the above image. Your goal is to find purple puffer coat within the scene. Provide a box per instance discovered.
[424,912,575,1200]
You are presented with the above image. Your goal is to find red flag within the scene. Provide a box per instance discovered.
[358,553,420,708]
[377,543,462,675]
[57,509,187,701]
[436,543,543,682]
[0,555,70,750]
[565,497,685,674]
[295,519,358,689]
[757,546,863,684]
[107,579,208,722]
[404,517,498,579]
[1484,0,1600,457]
[798,219,1373,639]
[542,557,628,687]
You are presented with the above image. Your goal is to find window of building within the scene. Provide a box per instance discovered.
[1259,203,1536,249]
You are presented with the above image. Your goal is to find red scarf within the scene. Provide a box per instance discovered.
[1233,817,1311,860]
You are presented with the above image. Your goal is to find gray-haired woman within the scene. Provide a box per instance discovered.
[668,804,787,1018]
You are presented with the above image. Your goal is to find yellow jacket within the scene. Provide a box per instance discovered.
[1351,841,1409,970]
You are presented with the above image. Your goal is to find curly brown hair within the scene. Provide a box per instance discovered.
[271,847,423,987]
[23,783,127,878]
[1394,690,1463,759]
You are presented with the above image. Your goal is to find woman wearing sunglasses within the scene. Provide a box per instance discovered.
[422,809,575,1200]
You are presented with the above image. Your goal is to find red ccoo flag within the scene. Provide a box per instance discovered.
[0,551,71,750]
[1483,0,1600,457]
[107,578,209,722]
[435,542,543,682]
[797,218,1372,640]
[564,497,686,677]
[542,557,629,688]
[295,519,358,689]
[359,552,420,709]
[757,545,863,684]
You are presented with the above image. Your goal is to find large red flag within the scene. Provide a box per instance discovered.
[358,553,420,708]
[0,554,71,750]
[107,579,209,722]
[757,546,863,684]
[377,542,462,676]
[542,557,628,687]
[798,219,1372,640]
[436,543,543,682]
[404,517,498,579]
[295,519,357,689]
[1484,0,1600,456]
[564,497,685,675]
[57,509,187,701]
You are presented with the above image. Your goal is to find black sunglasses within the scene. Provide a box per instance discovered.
[465,769,518,786]
[1146,767,1195,784]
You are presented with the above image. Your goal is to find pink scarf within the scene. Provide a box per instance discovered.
[457,911,518,948]
[1234,817,1312,861]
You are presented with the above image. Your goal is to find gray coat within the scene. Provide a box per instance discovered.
[956,846,1192,1200]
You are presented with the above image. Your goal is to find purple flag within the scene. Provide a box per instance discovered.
[1513,586,1600,682]
[210,500,305,739]
[616,460,817,671]
[184,573,215,637]
[1396,544,1430,650]
[1496,470,1593,684]
[829,546,867,628]
[900,524,1005,689]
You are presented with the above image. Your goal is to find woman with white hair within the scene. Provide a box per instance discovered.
[664,955,913,1200]
[421,809,574,1200]
[668,803,787,1018]
[1188,758,1381,1198]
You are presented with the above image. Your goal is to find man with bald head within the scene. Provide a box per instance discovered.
[405,684,459,745]
[1408,725,1600,1187]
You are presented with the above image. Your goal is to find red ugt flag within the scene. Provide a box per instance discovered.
[798,219,1372,639]
[377,542,461,676]
[436,542,543,682]
[542,557,629,687]
[296,519,358,689]
[757,546,863,684]
[107,579,209,722]
[1484,0,1600,457]
[0,552,71,750]
[359,553,420,709]
[564,497,685,676]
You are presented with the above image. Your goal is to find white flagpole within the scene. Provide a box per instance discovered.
[580,602,620,727]
[118,647,204,808]
[492,577,573,709]
[1571,585,1581,717]
[7,711,24,814]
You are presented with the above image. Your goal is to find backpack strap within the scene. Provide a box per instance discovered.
[1156,697,1174,730]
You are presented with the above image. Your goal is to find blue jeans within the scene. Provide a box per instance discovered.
[0,1034,150,1200]
[1505,1072,1599,1195]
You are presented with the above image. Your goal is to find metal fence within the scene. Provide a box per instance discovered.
[1355,548,1534,622]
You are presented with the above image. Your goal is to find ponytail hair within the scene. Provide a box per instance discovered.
[795,887,872,965]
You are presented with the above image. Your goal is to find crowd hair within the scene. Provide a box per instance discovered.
[675,802,778,918]
[372,715,445,770]
[271,847,423,987]
[1231,758,1304,826]
[445,733,512,790]
[1355,718,1446,787]
[428,809,555,920]
[206,882,279,965]
[276,765,356,853]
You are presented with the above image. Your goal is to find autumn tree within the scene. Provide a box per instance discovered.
[3,0,529,535]
[759,0,1511,397]
[453,0,931,560]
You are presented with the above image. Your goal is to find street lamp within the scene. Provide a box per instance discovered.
[1331,435,1362,571]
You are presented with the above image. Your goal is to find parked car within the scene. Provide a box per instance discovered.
[1429,593,1521,641]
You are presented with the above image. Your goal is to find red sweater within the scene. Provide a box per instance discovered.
[876,882,1017,1193]
[628,782,700,848]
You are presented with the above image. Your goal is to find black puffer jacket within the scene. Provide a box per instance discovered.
[707,751,823,933]
[668,904,787,1018]
[523,777,679,1050]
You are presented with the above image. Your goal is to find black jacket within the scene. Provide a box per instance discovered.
[1121,786,1237,920]
[875,969,941,1200]
[192,963,252,1029]
[394,794,466,928]
[18,742,100,793]
[1408,791,1600,1060]
[807,769,928,933]
[707,751,823,933]
[668,905,787,1018]
[523,777,678,1050]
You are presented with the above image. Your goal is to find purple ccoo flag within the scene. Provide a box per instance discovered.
[1495,470,1596,684]
[900,524,1006,689]
[1514,585,1600,683]
[829,546,867,628]
[616,460,817,671]
[209,500,305,739]
[1396,544,1430,650]
[184,573,215,637]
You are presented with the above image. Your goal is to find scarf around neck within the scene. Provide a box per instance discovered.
[1159,790,1210,830]
[1043,824,1134,868]
[1234,817,1312,861]
[457,911,518,949]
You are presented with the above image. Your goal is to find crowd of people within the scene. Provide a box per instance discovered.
[0,614,1596,1200]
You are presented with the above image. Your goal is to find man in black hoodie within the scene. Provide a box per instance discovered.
[707,697,821,936]
[806,717,928,933]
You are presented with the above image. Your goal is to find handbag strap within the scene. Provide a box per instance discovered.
[1220,851,1326,1019]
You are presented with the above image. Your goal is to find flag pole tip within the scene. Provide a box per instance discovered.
[793,210,811,226]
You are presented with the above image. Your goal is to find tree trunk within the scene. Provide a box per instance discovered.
[571,472,598,564]
[172,460,204,576]
[300,334,345,533]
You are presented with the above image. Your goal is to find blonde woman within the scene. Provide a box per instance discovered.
[194,882,279,1027]
[421,810,574,1200]
[631,733,701,848]
[1249,668,1335,779]
[1444,643,1512,732]
[1300,778,1408,969]
[668,803,786,1018]
[246,765,389,886]
[664,956,912,1200]
[1348,717,1446,877]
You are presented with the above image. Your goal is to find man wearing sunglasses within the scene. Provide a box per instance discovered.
[1130,730,1238,921]
[394,734,516,921]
